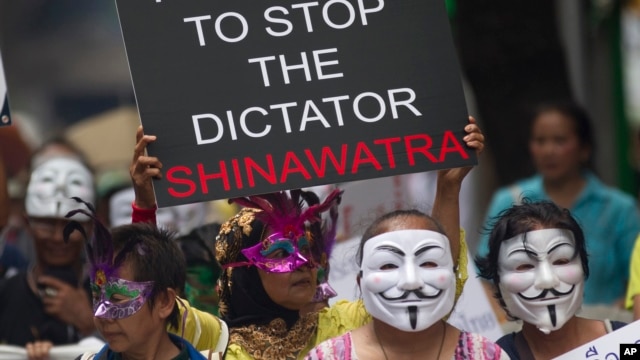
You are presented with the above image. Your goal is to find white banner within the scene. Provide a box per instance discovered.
[0,49,10,125]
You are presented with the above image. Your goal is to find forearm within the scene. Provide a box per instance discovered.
[432,172,462,264]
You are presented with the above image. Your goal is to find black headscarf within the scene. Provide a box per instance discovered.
[215,210,299,329]
[214,190,342,359]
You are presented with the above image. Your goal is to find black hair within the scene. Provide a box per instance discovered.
[111,223,186,330]
[30,135,94,174]
[175,223,222,293]
[530,100,595,171]
[475,200,589,317]
[176,223,219,266]
[356,209,446,267]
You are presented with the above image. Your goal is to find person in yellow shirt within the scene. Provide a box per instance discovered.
[626,233,640,320]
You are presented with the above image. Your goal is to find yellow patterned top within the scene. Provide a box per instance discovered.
[173,231,470,359]
[222,230,469,360]
[224,300,370,360]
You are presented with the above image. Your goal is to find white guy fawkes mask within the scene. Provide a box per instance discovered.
[360,229,455,332]
[108,187,136,227]
[25,157,94,221]
[497,228,584,334]
[109,187,177,229]
[109,186,207,234]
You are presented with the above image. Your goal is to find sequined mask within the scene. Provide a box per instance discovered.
[91,271,154,319]
[226,228,315,273]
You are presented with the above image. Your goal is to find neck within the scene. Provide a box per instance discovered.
[371,319,447,357]
[543,173,586,208]
[521,316,587,359]
[121,333,181,360]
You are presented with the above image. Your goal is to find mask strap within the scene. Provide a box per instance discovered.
[175,296,189,340]
[221,261,253,270]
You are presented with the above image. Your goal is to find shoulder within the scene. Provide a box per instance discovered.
[169,334,211,360]
[488,175,543,207]
[314,300,370,348]
[495,332,520,359]
[319,300,370,328]
[0,270,26,286]
[488,186,517,205]
[586,174,638,208]
[173,297,225,351]
[603,319,628,332]
[512,174,544,194]
[305,332,352,360]
[0,271,27,298]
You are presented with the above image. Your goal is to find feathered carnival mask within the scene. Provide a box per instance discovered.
[64,197,153,320]
[216,189,342,299]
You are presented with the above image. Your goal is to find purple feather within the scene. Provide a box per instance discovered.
[229,188,343,256]
[64,197,122,281]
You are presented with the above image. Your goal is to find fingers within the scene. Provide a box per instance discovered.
[464,136,484,152]
[464,117,481,135]
[26,341,53,360]
[132,125,157,164]
[131,125,163,181]
[41,293,62,313]
[135,124,144,143]
[132,156,164,181]
[464,115,485,155]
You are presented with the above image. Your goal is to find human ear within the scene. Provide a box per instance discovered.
[157,288,177,321]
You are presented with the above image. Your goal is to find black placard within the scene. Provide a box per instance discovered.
[116,0,475,206]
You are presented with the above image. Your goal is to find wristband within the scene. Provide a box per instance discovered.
[131,201,157,224]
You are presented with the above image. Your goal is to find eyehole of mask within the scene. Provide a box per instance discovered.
[380,263,398,270]
[420,261,438,268]
[260,240,295,258]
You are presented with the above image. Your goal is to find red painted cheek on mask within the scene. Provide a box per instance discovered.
[501,273,529,290]
[557,266,582,283]
[373,276,381,284]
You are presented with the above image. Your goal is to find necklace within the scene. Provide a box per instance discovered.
[436,321,447,360]
[373,320,447,360]
[372,322,390,360]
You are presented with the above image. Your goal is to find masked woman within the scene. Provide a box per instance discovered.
[476,101,640,309]
[305,209,508,360]
[129,118,484,359]
[475,201,626,359]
